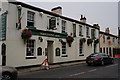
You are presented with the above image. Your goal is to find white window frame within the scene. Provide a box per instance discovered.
[27,11,35,26]
[26,40,35,57]
[79,25,83,36]
[61,20,66,33]
[79,41,84,56]
[61,42,67,57]
[86,26,89,37]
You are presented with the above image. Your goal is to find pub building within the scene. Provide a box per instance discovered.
[0,0,100,67]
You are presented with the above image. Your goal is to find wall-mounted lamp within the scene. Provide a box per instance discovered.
[4,10,8,14]
[17,5,22,10]
[39,12,43,16]
[38,37,43,42]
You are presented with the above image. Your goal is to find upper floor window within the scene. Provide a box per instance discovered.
[86,27,89,38]
[79,25,83,36]
[0,13,7,41]
[91,29,95,40]
[113,37,115,43]
[73,24,76,37]
[49,17,56,30]
[27,11,35,26]
[61,20,66,33]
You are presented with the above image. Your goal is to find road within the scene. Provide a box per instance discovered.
[18,59,119,80]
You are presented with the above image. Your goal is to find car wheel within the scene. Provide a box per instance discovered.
[87,63,92,66]
[101,61,104,66]
[2,73,13,80]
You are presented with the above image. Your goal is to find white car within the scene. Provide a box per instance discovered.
[0,65,18,80]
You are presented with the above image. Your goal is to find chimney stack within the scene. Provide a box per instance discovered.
[105,27,110,34]
[80,15,86,23]
[93,24,100,29]
[51,6,62,15]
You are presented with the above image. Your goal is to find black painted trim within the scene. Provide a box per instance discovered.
[26,57,36,59]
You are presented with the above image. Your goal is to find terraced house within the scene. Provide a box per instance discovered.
[0,0,100,68]
[100,28,119,58]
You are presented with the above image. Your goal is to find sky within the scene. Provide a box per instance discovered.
[16,0,118,35]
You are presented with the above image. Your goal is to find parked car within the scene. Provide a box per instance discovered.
[86,53,114,66]
[0,65,18,80]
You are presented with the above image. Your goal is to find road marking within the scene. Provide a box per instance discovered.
[69,72,85,76]
[105,64,118,68]
[88,69,97,72]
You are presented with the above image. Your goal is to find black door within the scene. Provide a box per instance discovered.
[1,43,6,66]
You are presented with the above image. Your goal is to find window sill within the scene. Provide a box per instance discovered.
[86,36,90,38]
[61,55,68,57]
[26,57,36,59]
[79,35,83,37]
[79,54,84,56]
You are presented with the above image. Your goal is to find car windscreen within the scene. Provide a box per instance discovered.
[89,53,100,57]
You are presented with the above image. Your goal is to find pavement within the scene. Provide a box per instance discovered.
[18,61,86,74]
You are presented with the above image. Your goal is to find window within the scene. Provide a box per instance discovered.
[62,42,67,57]
[91,29,95,40]
[103,47,105,53]
[79,25,83,36]
[106,47,108,54]
[56,48,60,56]
[73,24,76,37]
[61,20,66,33]
[27,11,35,26]
[0,13,7,40]
[26,40,35,57]
[86,27,89,38]
[79,40,84,56]
[49,17,56,29]
[100,48,102,53]
[113,37,115,43]
[37,47,42,56]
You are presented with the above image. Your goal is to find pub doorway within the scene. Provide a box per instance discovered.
[47,41,54,64]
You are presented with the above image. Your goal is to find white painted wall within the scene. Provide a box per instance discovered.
[2,2,100,67]
[100,33,119,56]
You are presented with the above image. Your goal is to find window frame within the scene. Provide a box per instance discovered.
[61,42,67,57]
[79,25,83,36]
[73,24,76,37]
[27,11,35,27]
[37,47,42,56]
[79,40,84,56]
[86,26,90,38]
[26,40,36,58]
[0,13,7,41]
[61,20,66,33]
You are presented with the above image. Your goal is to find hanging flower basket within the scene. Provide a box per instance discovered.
[108,41,112,45]
[66,36,74,47]
[94,39,99,44]
[87,39,93,46]
[21,28,32,41]
[80,38,86,45]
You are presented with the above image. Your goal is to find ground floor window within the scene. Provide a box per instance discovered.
[79,41,84,56]
[26,40,35,57]
[103,47,105,53]
[62,42,67,57]
[100,48,102,53]
[106,47,108,54]
[37,47,42,56]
